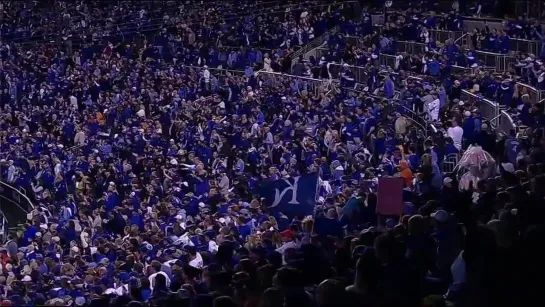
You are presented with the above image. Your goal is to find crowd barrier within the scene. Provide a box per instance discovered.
[205,67,249,77]
[289,26,340,60]
[392,40,520,73]
[345,36,367,50]
[516,82,545,105]
[0,214,6,243]
[451,65,489,75]
[460,17,505,31]
[460,89,500,128]
[338,31,539,74]
[372,19,541,56]
[257,70,338,96]
[300,47,328,63]
[256,70,433,137]
[466,34,540,56]
[377,53,486,75]
[474,51,515,71]
[371,14,385,25]
[510,39,542,55]
[327,62,370,84]
[379,54,397,68]
[395,41,427,54]
[0,181,33,230]
[264,53,514,134]
[428,30,467,45]
[370,28,467,48]
[499,110,517,136]
[514,1,545,22]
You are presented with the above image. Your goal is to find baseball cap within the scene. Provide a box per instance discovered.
[280,230,294,239]
[75,297,86,306]
[431,210,449,223]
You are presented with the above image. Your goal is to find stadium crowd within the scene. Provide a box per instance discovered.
[0,1,544,307]
[285,1,545,130]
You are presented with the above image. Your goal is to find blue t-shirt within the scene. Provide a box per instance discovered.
[505,138,521,164]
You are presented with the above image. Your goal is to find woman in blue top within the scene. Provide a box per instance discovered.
[486,28,499,52]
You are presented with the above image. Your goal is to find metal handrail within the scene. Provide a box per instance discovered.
[0,180,33,233]
[499,110,517,136]
[460,89,500,128]
[182,65,247,74]
[289,26,340,60]
[255,70,432,136]
[0,181,34,212]
[344,88,430,136]
[0,211,6,243]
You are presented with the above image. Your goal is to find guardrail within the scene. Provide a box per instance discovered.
[385,40,516,72]
[300,47,328,63]
[369,22,542,57]
[371,14,385,25]
[300,53,492,86]
[327,62,373,84]
[516,82,545,105]
[377,54,484,75]
[514,1,545,21]
[473,51,516,71]
[0,214,6,243]
[460,90,500,128]
[256,70,433,137]
[460,88,517,136]
[510,39,542,55]
[428,30,467,45]
[500,110,517,136]
[395,41,428,54]
[0,181,34,230]
[463,17,505,31]
[345,36,367,49]
[281,47,519,135]
[290,26,340,61]
[256,70,333,96]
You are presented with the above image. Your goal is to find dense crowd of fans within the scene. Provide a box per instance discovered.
[284,1,545,132]
[0,1,545,307]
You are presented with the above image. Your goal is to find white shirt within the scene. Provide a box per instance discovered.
[219,176,230,194]
[148,271,171,290]
[250,122,260,136]
[451,251,466,285]
[172,233,194,246]
[189,252,204,269]
[264,58,272,71]
[447,126,464,150]
[209,240,219,253]
[265,132,274,144]
[54,163,63,176]
[7,165,16,182]
[428,98,440,121]
[69,95,78,109]
[163,259,178,267]
[74,131,86,146]
[276,240,297,254]
[115,284,129,296]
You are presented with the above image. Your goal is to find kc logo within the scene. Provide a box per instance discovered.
[270,176,300,208]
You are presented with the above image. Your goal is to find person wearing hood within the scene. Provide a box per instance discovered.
[399,160,413,189]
